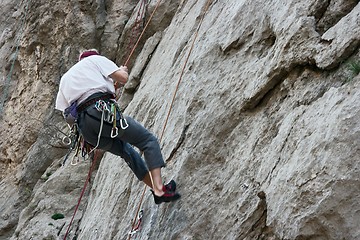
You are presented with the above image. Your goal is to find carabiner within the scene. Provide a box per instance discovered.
[111,127,119,138]
[120,118,129,129]
[128,209,143,235]
[107,112,114,123]
[62,136,72,146]
[71,155,80,166]
[95,100,105,111]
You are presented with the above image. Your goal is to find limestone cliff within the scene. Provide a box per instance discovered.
[1,0,359,239]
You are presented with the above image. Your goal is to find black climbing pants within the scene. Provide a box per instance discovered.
[77,101,165,181]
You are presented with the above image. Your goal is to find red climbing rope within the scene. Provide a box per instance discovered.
[123,0,164,237]
[124,0,162,67]
[159,0,213,141]
[128,0,213,238]
[124,0,147,68]
[63,150,100,240]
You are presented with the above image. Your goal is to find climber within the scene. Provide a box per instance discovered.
[55,49,180,204]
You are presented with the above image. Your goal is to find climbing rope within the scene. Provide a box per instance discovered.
[159,0,213,141]
[128,0,213,238]
[124,0,147,68]
[63,150,101,240]
[0,0,31,116]
[63,105,108,238]
[124,0,162,67]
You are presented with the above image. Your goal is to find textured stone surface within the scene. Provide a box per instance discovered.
[0,0,359,239]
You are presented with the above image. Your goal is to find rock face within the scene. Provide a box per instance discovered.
[1,0,359,239]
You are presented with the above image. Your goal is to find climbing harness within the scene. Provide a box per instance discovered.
[94,100,128,128]
[94,99,128,139]
[62,98,129,160]
[63,101,78,126]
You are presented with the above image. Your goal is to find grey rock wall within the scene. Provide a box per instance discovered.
[0,0,359,239]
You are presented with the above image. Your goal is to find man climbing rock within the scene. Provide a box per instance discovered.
[55,49,180,204]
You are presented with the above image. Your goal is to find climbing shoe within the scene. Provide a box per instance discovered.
[164,179,176,192]
[152,181,181,204]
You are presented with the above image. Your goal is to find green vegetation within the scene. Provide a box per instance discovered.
[348,61,360,76]
[51,213,65,220]
[41,171,52,181]
[343,60,360,84]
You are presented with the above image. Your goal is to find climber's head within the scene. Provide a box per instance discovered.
[78,49,100,61]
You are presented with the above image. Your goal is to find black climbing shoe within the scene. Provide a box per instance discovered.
[152,182,181,204]
[164,179,176,192]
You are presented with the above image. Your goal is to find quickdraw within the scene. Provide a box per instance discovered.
[62,124,80,166]
[94,99,128,139]
[95,100,112,123]
[111,99,129,130]
[129,210,143,236]
[111,103,118,138]
[70,136,82,165]
[120,115,129,130]
[62,126,89,166]
[61,124,77,146]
